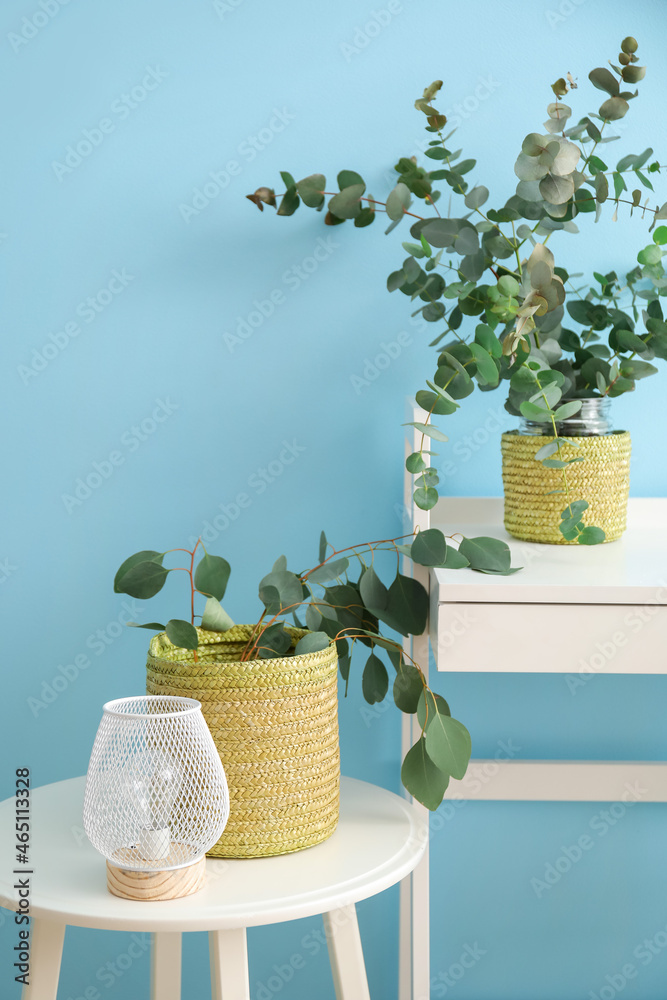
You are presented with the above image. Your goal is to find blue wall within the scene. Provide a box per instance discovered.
[2,0,667,997]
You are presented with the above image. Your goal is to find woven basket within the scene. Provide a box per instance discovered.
[501,431,631,544]
[146,624,339,858]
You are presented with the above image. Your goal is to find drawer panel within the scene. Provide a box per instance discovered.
[432,602,667,673]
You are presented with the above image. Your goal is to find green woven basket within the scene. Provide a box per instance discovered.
[501,430,631,544]
[146,625,340,858]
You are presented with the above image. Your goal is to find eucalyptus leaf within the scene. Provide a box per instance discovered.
[114,550,164,594]
[362,653,389,704]
[307,558,350,585]
[425,712,471,781]
[393,663,424,714]
[411,529,448,567]
[459,536,513,574]
[294,631,331,655]
[201,597,235,632]
[195,553,231,602]
[165,619,199,650]
[401,736,449,811]
[116,559,169,600]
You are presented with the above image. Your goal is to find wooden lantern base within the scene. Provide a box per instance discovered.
[106,855,206,901]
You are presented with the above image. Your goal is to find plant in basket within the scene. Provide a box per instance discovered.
[113,526,519,852]
[247,36,667,545]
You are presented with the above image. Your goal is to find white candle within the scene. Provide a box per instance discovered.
[138,826,171,861]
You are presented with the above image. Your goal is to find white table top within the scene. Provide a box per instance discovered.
[0,776,426,932]
[431,497,667,604]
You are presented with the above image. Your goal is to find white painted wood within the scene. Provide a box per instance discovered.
[209,928,249,1000]
[209,931,221,1000]
[21,918,65,1000]
[434,601,667,673]
[453,760,667,801]
[430,496,667,605]
[151,932,181,1000]
[0,777,426,933]
[324,905,371,1000]
[398,875,412,1000]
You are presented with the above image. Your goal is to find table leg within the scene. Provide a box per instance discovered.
[209,927,249,1000]
[151,932,182,1000]
[323,904,371,1000]
[21,918,65,1000]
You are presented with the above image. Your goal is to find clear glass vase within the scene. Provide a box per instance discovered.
[519,396,612,437]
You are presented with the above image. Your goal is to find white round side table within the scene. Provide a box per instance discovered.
[0,776,426,999]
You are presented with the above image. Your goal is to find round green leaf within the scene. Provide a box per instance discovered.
[165,619,198,650]
[405,421,449,443]
[406,452,427,474]
[114,550,164,594]
[411,529,447,567]
[386,183,412,222]
[328,184,365,220]
[195,553,231,602]
[362,653,388,704]
[393,663,424,714]
[257,622,292,658]
[116,559,169,600]
[359,566,389,617]
[201,597,235,632]
[458,536,512,574]
[424,712,471,780]
[417,689,451,729]
[401,736,448,810]
[599,97,629,122]
[578,525,606,546]
[386,572,429,636]
[337,170,365,191]
[296,174,325,209]
[414,486,439,510]
[258,569,303,615]
[294,631,331,655]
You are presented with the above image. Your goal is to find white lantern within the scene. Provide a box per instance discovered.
[84,695,229,900]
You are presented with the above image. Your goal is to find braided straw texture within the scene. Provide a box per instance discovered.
[501,431,631,544]
[146,625,339,858]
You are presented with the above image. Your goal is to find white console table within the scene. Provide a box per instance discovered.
[398,406,667,1000]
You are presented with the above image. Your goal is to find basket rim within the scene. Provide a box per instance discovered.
[102,694,202,719]
[148,624,337,667]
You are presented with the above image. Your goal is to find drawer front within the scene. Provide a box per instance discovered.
[432,602,667,673]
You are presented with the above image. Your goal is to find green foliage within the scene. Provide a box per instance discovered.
[249,36,665,546]
[114,523,516,808]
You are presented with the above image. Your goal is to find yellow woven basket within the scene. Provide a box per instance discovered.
[146,624,340,858]
[501,431,631,544]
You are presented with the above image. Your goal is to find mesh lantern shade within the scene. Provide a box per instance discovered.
[84,695,229,900]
